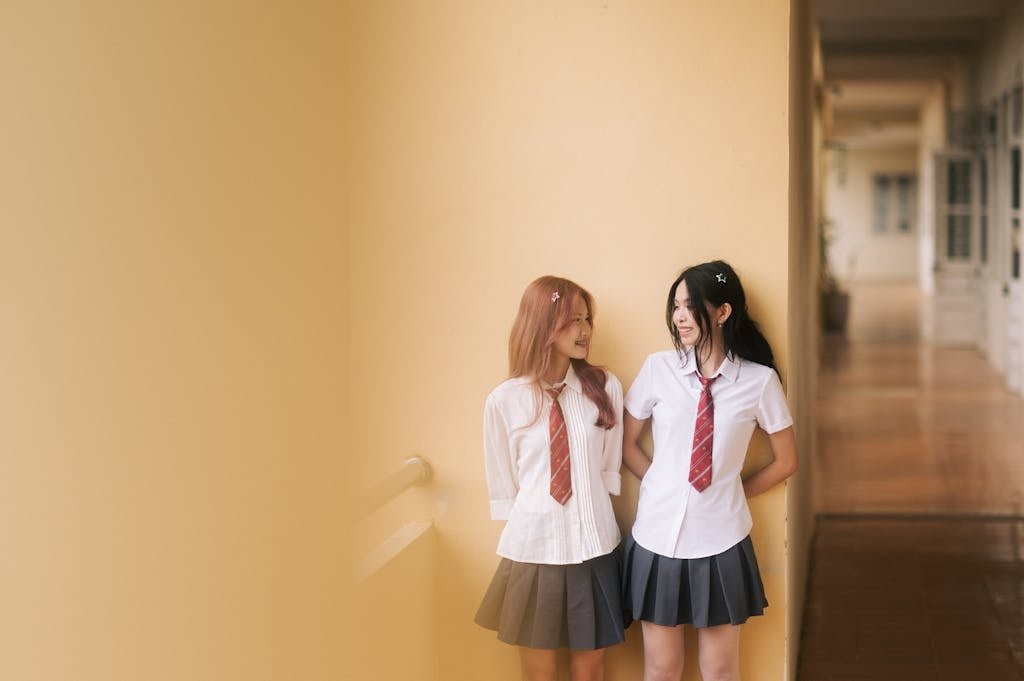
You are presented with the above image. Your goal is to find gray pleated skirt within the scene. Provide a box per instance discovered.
[474,549,627,650]
[623,533,768,628]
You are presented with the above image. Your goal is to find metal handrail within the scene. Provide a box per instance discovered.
[358,456,433,516]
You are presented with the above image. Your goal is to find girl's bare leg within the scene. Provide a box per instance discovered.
[519,647,557,681]
[696,623,741,681]
[640,621,685,681]
[568,647,606,681]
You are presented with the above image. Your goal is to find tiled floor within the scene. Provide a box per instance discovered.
[798,517,1024,681]
[799,283,1024,681]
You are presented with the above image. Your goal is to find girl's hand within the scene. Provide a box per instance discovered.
[622,412,653,480]
[742,426,798,498]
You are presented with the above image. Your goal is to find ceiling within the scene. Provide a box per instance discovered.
[816,0,1014,56]
[829,80,937,113]
[815,1,1013,148]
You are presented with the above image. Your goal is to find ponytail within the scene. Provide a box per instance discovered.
[725,314,777,374]
[668,260,779,376]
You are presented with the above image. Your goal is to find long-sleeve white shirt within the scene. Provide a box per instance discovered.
[483,363,623,565]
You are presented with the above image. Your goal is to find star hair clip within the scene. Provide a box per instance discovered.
[715,273,727,284]
[551,291,560,303]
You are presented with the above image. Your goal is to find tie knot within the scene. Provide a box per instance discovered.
[546,384,565,400]
[698,375,717,391]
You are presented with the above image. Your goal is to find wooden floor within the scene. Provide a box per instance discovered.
[798,283,1024,681]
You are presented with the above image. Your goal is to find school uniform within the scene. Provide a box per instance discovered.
[623,349,793,628]
[475,363,626,650]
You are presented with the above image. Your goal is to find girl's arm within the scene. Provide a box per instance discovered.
[622,412,653,480]
[742,425,798,499]
[483,395,518,519]
[601,375,625,494]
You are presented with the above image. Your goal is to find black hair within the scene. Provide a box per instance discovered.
[665,260,777,374]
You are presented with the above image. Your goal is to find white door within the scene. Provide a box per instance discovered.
[1007,144,1023,393]
[977,152,991,357]
[981,140,1009,371]
[931,152,980,346]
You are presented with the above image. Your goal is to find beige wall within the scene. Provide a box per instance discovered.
[826,146,921,283]
[786,1,818,679]
[973,0,1024,105]
[346,2,795,680]
[1,3,349,680]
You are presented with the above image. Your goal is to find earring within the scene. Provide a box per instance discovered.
[717,320,724,328]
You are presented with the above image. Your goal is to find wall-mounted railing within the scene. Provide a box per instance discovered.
[352,456,438,679]
[358,456,433,517]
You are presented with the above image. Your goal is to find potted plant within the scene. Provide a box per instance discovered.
[820,217,850,334]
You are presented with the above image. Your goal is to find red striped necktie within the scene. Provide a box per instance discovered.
[688,375,718,492]
[547,385,572,505]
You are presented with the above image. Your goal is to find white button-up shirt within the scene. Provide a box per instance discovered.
[625,350,793,559]
[483,364,623,565]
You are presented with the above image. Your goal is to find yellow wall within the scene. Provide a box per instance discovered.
[1,3,348,680]
[786,2,818,679]
[341,3,356,671]
[2,1,803,678]
[346,2,795,679]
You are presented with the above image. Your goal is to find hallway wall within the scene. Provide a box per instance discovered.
[1,3,350,679]
[0,2,807,679]
[917,83,947,297]
[787,1,819,677]
[973,0,1024,102]
[971,0,1024,382]
[345,2,801,679]
[825,147,920,283]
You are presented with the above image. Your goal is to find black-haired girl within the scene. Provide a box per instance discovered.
[622,260,798,681]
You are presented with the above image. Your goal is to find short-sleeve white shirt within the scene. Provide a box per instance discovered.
[483,364,623,565]
[624,350,793,559]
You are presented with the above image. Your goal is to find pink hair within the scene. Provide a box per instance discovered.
[508,276,616,429]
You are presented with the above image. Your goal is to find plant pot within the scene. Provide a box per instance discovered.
[822,289,850,334]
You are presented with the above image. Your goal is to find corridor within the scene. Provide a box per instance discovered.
[798,283,1024,680]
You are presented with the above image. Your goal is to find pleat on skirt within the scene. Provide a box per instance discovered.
[623,533,768,628]
[474,549,626,650]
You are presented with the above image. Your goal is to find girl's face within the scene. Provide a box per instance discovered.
[672,280,703,347]
[552,296,592,363]
[673,280,731,350]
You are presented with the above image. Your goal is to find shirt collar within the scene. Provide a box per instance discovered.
[543,362,582,393]
[677,348,740,384]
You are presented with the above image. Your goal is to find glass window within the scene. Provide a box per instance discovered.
[1013,147,1021,211]
[872,173,917,233]
[980,157,988,264]
[948,160,971,205]
[980,158,988,206]
[873,174,890,232]
[1003,93,1011,145]
[1013,218,1021,280]
[1014,85,1023,138]
[896,175,914,232]
[981,215,988,264]
[947,215,971,260]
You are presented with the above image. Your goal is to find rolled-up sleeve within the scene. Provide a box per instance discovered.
[483,393,517,519]
[602,373,624,495]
